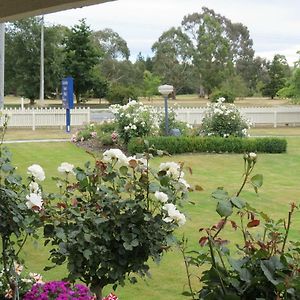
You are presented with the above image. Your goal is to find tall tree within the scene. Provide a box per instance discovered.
[92,28,135,88]
[143,70,161,100]
[181,7,255,96]
[262,54,291,99]
[152,27,193,96]
[5,18,65,104]
[63,19,101,103]
[93,28,130,60]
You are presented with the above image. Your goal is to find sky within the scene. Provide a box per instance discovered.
[45,0,300,64]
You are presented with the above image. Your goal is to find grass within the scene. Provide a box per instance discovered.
[4,136,300,299]
[4,128,72,140]
[4,95,294,109]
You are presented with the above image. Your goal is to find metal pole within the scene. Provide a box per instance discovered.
[0,23,5,109]
[164,95,169,135]
[39,16,44,105]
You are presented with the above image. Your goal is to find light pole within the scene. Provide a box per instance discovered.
[158,84,173,135]
[0,23,5,109]
[40,15,44,106]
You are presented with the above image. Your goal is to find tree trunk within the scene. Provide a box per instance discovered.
[91,283,103,300]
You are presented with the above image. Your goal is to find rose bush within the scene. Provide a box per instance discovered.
[42,145,190,299]
[200,97,251,138]
[110,100,159,144]
[0,116,44,299]
[181,153,300,299]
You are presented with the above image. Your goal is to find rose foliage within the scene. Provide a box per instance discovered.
[43,146,189,299]
[182,153,300,299]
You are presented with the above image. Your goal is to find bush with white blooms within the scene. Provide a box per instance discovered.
[110,100,159,143]
[40,148,190,299]
[201,97,251,138]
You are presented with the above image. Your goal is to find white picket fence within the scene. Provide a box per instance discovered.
[174,106,300,127]
[0,107,90,130]
[1,106,300,130]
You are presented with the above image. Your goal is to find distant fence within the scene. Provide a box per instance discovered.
[174,106,300,127]
[2,106,300,130]
[0,107,90,130]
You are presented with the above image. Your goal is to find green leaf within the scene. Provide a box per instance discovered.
[131,239,139,247]
[260,257,283,285]
[230,197,245,209]
[212,188,229,201]
[119,166,128,176]
[216,201,233,217]
[83,249,92,259]
[76,171,87,181]
[239,268,252,283]
[55,228,66,240]
[1,163,14,173]
[123,242,133,251]
[251,174,263,191]
[44,224,54,237]
[148,183,160,193]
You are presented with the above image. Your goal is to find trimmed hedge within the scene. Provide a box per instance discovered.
[127,136,287,155]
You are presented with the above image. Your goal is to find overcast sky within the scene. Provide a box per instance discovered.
[45,0,300,64]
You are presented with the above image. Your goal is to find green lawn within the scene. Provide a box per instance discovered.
[6,138,300,299]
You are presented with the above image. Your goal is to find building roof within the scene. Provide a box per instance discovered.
[0,0,115,22]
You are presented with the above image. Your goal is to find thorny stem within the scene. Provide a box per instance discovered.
[146,155,150,211]
[281,206,294,254]
[213,160,254,239]
[240,213,248,246]
[208,236,227,296]
[216,248,227,275]
[179,237,196,300]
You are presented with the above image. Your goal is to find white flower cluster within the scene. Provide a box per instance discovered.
[27,164,45,181]
[26,164,45,210]
[162,203,186,226]
[58,162,75,174]
[202,98,251,137]
[102,149,148,171]
[103,149,129,167]
[159,161,190,191]
[110,100,159,141]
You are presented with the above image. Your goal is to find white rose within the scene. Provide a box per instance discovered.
[178,178,190,191]
[29,181,40,194]
[27,164,45,181]
[154,191,168,203]
[159,162,181,179]
[26,193,43,210]
[103,149,128,166]
[162,203,186,226]
[58,162,75,174]
[249,152,257,161]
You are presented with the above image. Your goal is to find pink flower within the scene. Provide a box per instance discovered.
[91,131,97,138]
[111,131,118,142]
[103,293,119,300]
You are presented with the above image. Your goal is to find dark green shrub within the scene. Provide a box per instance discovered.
[106,84,139,105]
[127,136,287,155]
[211,90,235,103]
[96,121,117,133]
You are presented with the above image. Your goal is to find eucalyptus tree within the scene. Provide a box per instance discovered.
[181,7,255,96]
[152,27,193,96]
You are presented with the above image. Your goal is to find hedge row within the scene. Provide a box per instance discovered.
[127,136,287,155]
